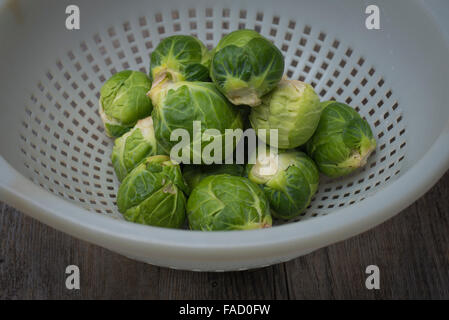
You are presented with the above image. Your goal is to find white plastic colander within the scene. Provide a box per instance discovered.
[1,0,449,271]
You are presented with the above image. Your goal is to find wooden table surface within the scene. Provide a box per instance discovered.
[1,171,448,300]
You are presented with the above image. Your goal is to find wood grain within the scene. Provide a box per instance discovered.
[1,171,448,299]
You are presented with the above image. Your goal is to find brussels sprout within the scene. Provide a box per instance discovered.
[111,117,157,182]
[150,35,211,84]
[210,29,284,107]
[117,155,189,229]
[99,70,153,137]
[249,79,322,148]
[183,164,244,190]
[306,101,377,178]
[247,148,319,220]
[149,80,243,163]
[187,174,272,231]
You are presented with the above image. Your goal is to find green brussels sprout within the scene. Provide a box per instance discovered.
[99,70,153,137]
[183,164,244,190]
[249,79,322,149]
[150,35,211,84]
[210,29,285,107]
[187,174,272,231]
[149,80,243,163]
[111,117,157,182]
[306,101,377,178]
[247,148,319,220]
[117,155,189,229]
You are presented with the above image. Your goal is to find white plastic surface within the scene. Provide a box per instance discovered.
[0,0,449,271]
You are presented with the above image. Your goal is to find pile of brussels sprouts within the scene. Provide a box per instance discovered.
[99,30,377,231]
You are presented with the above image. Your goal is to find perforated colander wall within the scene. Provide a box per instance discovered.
[18,8,407,223]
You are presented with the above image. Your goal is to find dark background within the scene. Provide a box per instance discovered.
[1,171,448,299]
